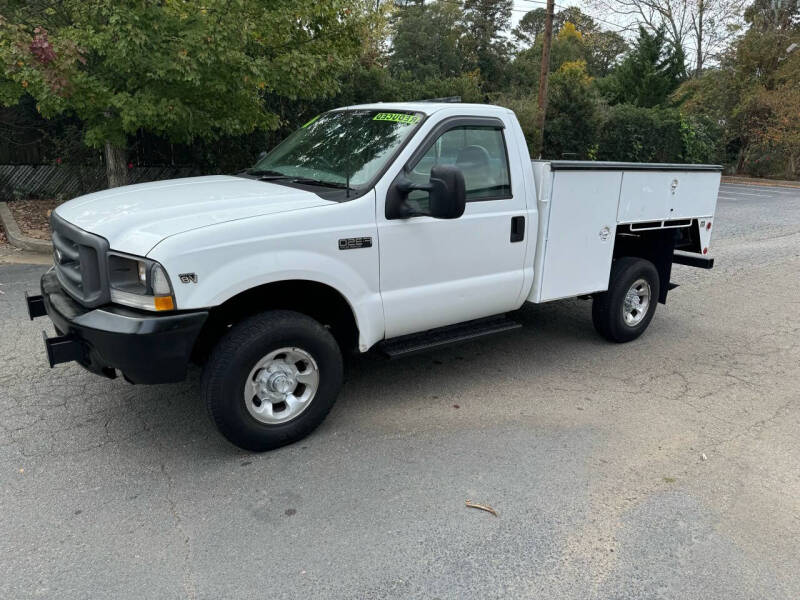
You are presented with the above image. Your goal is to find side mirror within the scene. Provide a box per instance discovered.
[428,165,466,219]
[387,164,466,220]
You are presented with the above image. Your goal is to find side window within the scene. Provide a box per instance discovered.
[406,126,511,210]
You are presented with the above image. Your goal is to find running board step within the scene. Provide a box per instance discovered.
[379,315,522,358]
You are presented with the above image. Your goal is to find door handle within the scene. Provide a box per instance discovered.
[510,216,525,242]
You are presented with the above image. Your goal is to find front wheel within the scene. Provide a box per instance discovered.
[592,257,660,343]
[202,310,343,451]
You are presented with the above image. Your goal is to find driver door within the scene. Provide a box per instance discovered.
[377,117,528,338]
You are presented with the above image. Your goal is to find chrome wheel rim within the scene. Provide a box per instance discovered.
[244,347,319,425]
[622,278,651,327]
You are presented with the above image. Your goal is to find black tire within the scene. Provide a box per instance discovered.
[592,257,660,343]
[202,310,343,451]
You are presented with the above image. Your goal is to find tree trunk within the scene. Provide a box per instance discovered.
[104,141,128,188]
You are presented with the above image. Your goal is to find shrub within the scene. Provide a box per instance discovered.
[596,104,684,162]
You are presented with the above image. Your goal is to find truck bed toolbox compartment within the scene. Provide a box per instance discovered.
[529,160,721,304]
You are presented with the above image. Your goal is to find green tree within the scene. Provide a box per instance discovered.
[601,26,686,107]
[543,60,599,159]
[0,1,364,187]
[551,22,588,69]
[510,8,625,85]
[512,7,548,47]
[507,20,588,92]
[513,6,598,48]
[555,7,599,36]
[461,0,513,88]
[389,0,464,80]
[675,0,799,177]
[505,45,541,93]
[596,104,685,162]
[744,0,799,31]
[584,30,627,76]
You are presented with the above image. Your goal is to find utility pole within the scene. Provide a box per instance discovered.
[532,0,555,158]
[695,0,704,76]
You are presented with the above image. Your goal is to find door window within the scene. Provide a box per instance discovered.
[406,126,511,209]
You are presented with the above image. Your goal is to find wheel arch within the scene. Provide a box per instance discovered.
[192,279,363,363]
[612,228,678,304]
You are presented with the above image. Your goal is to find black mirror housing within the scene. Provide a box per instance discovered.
[386,164,466,220]
[428,165,466,219]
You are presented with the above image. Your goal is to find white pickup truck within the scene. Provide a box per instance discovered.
[25,102,719,451]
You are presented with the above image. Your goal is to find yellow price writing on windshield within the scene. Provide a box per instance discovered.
[373,112,421,125]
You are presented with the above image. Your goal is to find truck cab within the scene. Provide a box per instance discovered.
[26,102,719,451]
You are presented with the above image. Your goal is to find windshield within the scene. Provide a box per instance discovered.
[250,109,425,189]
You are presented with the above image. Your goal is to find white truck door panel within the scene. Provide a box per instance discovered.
[618,171,720,222]
[377,113,528,338]
[537,170,621,301]
[379,203,525,337]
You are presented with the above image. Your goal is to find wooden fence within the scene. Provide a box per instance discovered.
[0,165,203,200]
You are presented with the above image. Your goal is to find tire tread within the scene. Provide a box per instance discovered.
[592,257,659,343]
[201,310,343,451]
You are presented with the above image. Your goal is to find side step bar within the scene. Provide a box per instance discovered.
[379,315,522,359]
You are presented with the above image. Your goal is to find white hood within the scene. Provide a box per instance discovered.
[54,175,334,256]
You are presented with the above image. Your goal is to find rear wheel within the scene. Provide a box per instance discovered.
[592,257,660,343]
[202,310,343,451]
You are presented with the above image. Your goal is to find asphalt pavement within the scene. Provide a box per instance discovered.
[1,182,799,599]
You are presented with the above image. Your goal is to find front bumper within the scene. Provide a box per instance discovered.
[27,270,208,384]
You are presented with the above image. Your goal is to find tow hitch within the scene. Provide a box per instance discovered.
[25,292,47,320]
[42,331,84,368]
[27,292,86,368]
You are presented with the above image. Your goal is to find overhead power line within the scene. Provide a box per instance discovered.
[391,1,628,33]
[514,0,629,32]
[393,0,551,15]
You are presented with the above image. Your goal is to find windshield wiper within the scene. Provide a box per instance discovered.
[247,168,287,177]
[256,175,351,190]
[291,178,351,189]
[249,169,353,190]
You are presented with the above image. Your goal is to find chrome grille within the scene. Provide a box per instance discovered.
[50,212,110,308]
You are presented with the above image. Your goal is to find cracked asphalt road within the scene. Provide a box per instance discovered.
[1,183,799,599]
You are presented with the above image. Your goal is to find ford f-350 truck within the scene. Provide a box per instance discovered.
[25,103,719,451]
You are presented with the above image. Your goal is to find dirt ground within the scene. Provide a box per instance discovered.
[7,198,61,240]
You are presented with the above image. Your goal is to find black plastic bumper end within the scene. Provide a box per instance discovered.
[35,270,207,384]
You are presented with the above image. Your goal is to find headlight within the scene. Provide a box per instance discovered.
[107,253,175,311]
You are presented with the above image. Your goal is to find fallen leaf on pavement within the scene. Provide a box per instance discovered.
[465,500,498,517]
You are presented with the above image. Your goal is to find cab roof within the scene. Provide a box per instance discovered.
[337,102,511,117]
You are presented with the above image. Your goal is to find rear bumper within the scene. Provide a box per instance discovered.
[29,270,208,384]
[673,251,714,269]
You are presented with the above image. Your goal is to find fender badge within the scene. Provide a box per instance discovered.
[338,237,372,250]
[179,273,198,284]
